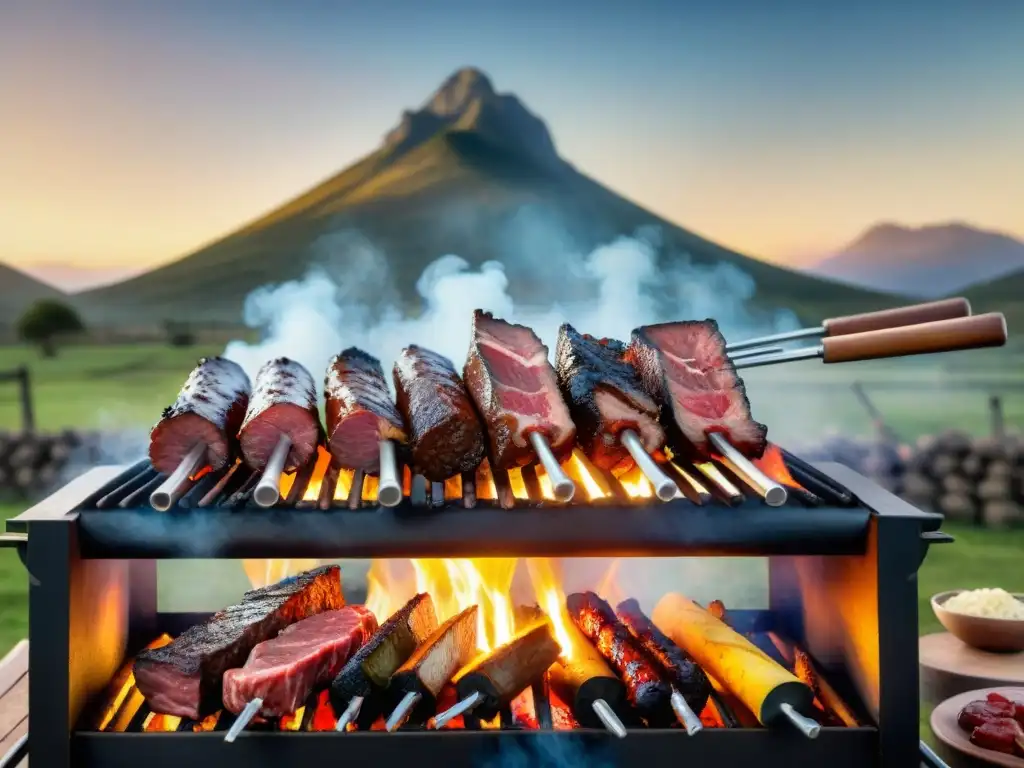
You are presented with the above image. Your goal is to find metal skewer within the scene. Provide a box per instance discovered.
[376,440,403,507]
[429,690,482,730]
[670,688,704,735]
[529,431,575,502]
[708,433,787,507]
[780,702,821,739]
[725,297,972,352]
[224,697,263,743]
[253,434,291,508]
[620,430,677,502]
[150,443,206,511]
[728,345,784,361]
[334,695,363,732]
[384,690,421,732]
[591,699,627,738]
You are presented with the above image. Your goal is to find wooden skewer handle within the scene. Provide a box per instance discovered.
[822,313,1006,364]
[823,297,971,337]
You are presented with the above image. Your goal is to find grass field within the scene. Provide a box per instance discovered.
[2,342,1023,440]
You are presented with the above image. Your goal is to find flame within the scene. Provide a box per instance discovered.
[507,468,530,500]
[444,475,463,500]
[566,450,610,499]
[475,461,497,500]
[595,558,625,609]
[671,462,709,497]
[754,443,805,490]
[361,474,379,502]
[301,447,333,501]
[279,708,304,731]
[143,713,181,732]
[243,558,321,590]
[535,465,555,500]
[192,465,213,482]
[695,462,741,497]
[526,558,574,659]
[364,560,397,621]
[334,469,354,501]
[278,471,296,499]
[617,465,654,499]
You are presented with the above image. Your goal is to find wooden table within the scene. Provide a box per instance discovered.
[0,640,27,768]
[921,632,1024,706]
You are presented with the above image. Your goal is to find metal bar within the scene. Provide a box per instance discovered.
[94,468,157,509]
[377,441,403,507]
[727,326,825,351]
[708,433,787,506]
[150,444,206,511]
[728,345,785,360]
[620,430,677,502]
[528,432,574,503]
[734,346,823,369]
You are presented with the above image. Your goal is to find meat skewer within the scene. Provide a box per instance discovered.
[725,297,972,352]
[728,345,784,360]
[325,348,408,507]
[134,565,343,720]
[429,619,561,729]
[616,598,711,735]
[708,433,787,506]
[222,606,377,742]
[330,593,439,731]
[393,345,487,482]
[652,593,820,738]
[383,605,479,731]
[238,357,321,508]
[464,310,577,502]
[735,313,1007,369]
[149,357,251,510]
[554,324,675,500]
[567,592,682,729]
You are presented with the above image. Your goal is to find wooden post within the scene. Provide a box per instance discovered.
[989,395,1005,443]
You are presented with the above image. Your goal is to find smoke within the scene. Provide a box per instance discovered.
[224,224,799,389]
[480,734,615,768]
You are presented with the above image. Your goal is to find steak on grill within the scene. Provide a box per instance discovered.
[325,348,407,473]
[463,310,576,469]
[222,606,378,717]
[393,345,486,481]
[555,324,664,471]
[149,357,251,474]
[238,357,321,472]
[627,320,767,459]
[133,565,344,719]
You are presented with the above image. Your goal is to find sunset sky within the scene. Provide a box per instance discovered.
[2,0,1022,284]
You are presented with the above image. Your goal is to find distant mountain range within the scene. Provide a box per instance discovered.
[57,67,892,328]
[809,222,1024,298]
[15,262,144,293]
[0,263,65,327]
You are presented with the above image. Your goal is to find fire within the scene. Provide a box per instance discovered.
[615,465,654,499]
[565,449,608,500]
[243,558,321,590]
[300,447,333,502]
[525,558,574,659]
[754,443,805,490]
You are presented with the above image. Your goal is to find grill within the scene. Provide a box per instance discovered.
[4,444,951,768]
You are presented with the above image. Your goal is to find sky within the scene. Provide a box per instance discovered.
[1,0,1022,287]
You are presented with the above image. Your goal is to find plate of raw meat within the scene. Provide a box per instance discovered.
[931,687,1024,766]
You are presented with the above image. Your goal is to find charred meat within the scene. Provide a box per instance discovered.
[463,310,576,469]
[149,357,250,474]
[568,591,674,726]
[325,348,407,473]
[393,345,486,481]
[627,320,767,459]
[554,324,665,471]
[134,565,343,719]
[222,606,377,717]
[238,357,321,472]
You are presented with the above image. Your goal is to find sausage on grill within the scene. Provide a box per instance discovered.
[149,356,251,474]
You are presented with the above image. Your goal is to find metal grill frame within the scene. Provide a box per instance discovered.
[7,458,947,767]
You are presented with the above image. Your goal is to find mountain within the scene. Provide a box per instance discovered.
[76,67,893,327]
[17,262,145,293]
[810,223,1024,298]
[0,262,67,329]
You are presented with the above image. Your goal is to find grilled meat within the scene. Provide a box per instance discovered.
[238,357,321,472]
[222,606,377,717]
[554,324,664,471]
[627,320,767,459]
[149,357,250,474]
[463,310,576,469]
[386,606,479,725]
[329,593,438,729]
[567,591,674,726]
[452,620,561,721]
[616,598,711,717]
[393,345,486,481]
[325,348,407,473]
[959,695,1020,730]
[134,565,344,719]
[971,718,1024,755]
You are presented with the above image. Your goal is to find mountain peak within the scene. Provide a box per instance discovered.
[383,67,561,170]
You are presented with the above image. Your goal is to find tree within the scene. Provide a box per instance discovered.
[16,300,85,357]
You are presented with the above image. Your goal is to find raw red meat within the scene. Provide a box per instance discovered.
[463,310,576,469]
[149,357,251,474]
[987,692,1024,726]
[222,606,378,717]
[238,357,321,472]
[325,348,407,473]
[627,320,767,459]
[393,345,486,481]
[959,697,1017,730]
[969,717,1024,755]
[134,565,343,719]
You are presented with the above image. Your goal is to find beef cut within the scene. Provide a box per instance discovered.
[238,357,321,472]
[970,718,1024,756]
[393,345,486,481]
[463,310,576,469]
[627,320,767,459]
[149,357,251,474]
[222,606,378,717]
[555,324,664,471]
[325,348,407,473]
[134,565,344,719]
